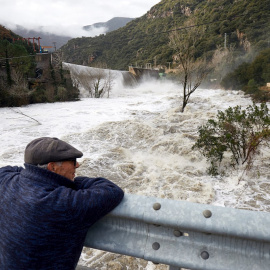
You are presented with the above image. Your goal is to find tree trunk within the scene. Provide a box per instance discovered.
[181,74,188,112]
[5,49,12,87]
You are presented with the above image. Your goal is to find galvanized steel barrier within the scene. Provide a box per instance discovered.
[84,194,270,270]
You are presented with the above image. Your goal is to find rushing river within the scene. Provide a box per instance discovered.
[1,64,269,269]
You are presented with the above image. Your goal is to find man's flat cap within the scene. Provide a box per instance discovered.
[24,137,83,165]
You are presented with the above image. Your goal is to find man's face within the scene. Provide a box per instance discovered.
[52,160,79,181]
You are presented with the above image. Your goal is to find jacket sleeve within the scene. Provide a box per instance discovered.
[0,166,23,184]
[67,176,124,227]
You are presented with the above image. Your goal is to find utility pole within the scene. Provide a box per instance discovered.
[224,33,227,49]
[53,42,57,51]
[167,62,171,71]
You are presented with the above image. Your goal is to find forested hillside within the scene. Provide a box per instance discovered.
[61,0,270,73]
[0,25,21,41]
[0,25,79,107]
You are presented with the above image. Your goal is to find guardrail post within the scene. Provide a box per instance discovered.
[169,265,182,270]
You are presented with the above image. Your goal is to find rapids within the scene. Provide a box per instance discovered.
[0,67,269,269]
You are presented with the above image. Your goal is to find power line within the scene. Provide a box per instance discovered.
[0,54,36,61]
[148,14,246,36]
[64,13,248,51]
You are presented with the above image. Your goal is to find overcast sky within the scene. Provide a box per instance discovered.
[0,0,161,37]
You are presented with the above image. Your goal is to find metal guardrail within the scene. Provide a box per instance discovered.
[84,194,270,270]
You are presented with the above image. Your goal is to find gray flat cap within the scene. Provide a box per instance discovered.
[24,137,83,165]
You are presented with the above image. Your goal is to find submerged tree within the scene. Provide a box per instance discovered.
[169,24,213,112]
[71,65,115,98]
[192,103,270,176]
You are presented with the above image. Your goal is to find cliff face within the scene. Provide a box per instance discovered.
[147,4,192,19]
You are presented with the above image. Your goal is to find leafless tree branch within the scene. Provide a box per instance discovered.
[10,108,41,125]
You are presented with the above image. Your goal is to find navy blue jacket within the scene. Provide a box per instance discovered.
[0,164,124,270]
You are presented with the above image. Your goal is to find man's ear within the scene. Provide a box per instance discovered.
[47,162,54,172]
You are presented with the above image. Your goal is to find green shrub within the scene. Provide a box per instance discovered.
[56,86,68,101]
[244,79,259,95]
[221,62,250,90]
[192,103,270,175]
[29,88,48,104]
[221,48,270,92]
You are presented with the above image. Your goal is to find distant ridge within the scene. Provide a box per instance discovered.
[83,17,134,33]
[6,17,134,50]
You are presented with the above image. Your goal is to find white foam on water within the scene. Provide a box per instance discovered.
[1,70,269,269]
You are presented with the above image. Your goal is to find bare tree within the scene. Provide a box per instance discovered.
[103,69,114,98]
[51,50,63,69]
[9,69,29,103]
[70,65,115,98]
[10,108,41,125]
[169,25,213,112]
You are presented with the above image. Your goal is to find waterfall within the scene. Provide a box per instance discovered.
[63,63,138,97]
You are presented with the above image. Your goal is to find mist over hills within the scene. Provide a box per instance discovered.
[83,17,134,34]
[9,26,72,50]
[5,17,134,50]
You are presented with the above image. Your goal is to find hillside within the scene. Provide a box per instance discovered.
[0,25,20,41]
[0,25,79,107]
[61,0,270,72]
[0,24,36,60]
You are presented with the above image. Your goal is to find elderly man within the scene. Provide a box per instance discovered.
[0,137,124,270]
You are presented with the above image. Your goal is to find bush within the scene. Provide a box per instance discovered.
[221,62,250,90]
[56,86,68,101]
[29,88,48,104]
[192,103,270,175]
[221,48,270,94]
[244,79,259,95]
